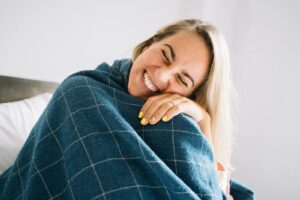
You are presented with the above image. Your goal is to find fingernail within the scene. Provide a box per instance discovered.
[138,112,143,118]
[149,117,155,124]
[141,118,147,125]
[162,116,168,122]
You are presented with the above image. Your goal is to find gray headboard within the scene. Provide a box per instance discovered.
[0,75,59,103]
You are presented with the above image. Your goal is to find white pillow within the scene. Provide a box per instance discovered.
[0,93,52,174]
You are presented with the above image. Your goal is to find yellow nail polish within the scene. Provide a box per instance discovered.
[138,112,143,118]
[162,116,168,122]
[150,117,155,124]
[141,118,147,125]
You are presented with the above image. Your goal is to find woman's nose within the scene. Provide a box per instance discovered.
[154,67,173,90]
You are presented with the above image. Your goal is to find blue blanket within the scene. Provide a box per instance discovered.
[0,59,254,200]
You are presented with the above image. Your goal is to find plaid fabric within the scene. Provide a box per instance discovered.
[0,59,231,199]
[230,180,255,200]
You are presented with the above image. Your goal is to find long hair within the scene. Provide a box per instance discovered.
[132,19,237,169]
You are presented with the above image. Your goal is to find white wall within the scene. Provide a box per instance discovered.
[0,0,199,82]
[1,0,300,199]
[203,0,300,199]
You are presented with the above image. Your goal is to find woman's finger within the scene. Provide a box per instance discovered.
[149,97,187,124]
[162,101,190,122]
[139,94,178,125]
[139,93,170,118]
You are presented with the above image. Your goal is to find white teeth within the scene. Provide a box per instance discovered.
[143,72,158,92]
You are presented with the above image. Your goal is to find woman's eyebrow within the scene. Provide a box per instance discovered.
[163,44,175,61]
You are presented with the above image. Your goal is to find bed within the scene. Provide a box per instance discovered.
[0,75,59,174]
[0,75,59,103]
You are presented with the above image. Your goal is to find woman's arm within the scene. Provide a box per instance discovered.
[138,93,235,198]
[138,93,215,151]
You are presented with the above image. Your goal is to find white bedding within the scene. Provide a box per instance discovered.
[0,93,52,174]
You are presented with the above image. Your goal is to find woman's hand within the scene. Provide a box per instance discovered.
[138,93,212,141]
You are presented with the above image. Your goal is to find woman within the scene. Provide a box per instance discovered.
[0,19,254,200]
[128,19,234,197]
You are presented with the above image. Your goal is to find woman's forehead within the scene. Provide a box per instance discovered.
[159,32,209,57]
[160,31,202,44]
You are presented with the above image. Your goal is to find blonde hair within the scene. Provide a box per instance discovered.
[132,19,237,169]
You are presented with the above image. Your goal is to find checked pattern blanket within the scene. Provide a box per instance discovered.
[0,59,253,200]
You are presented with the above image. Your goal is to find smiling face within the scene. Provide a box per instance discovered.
[128,31,212,99]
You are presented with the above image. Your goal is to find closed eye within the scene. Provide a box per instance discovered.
[161,49,170,65]
[176,74,188,87]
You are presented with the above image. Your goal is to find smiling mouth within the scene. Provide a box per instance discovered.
[143,71,158,92]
